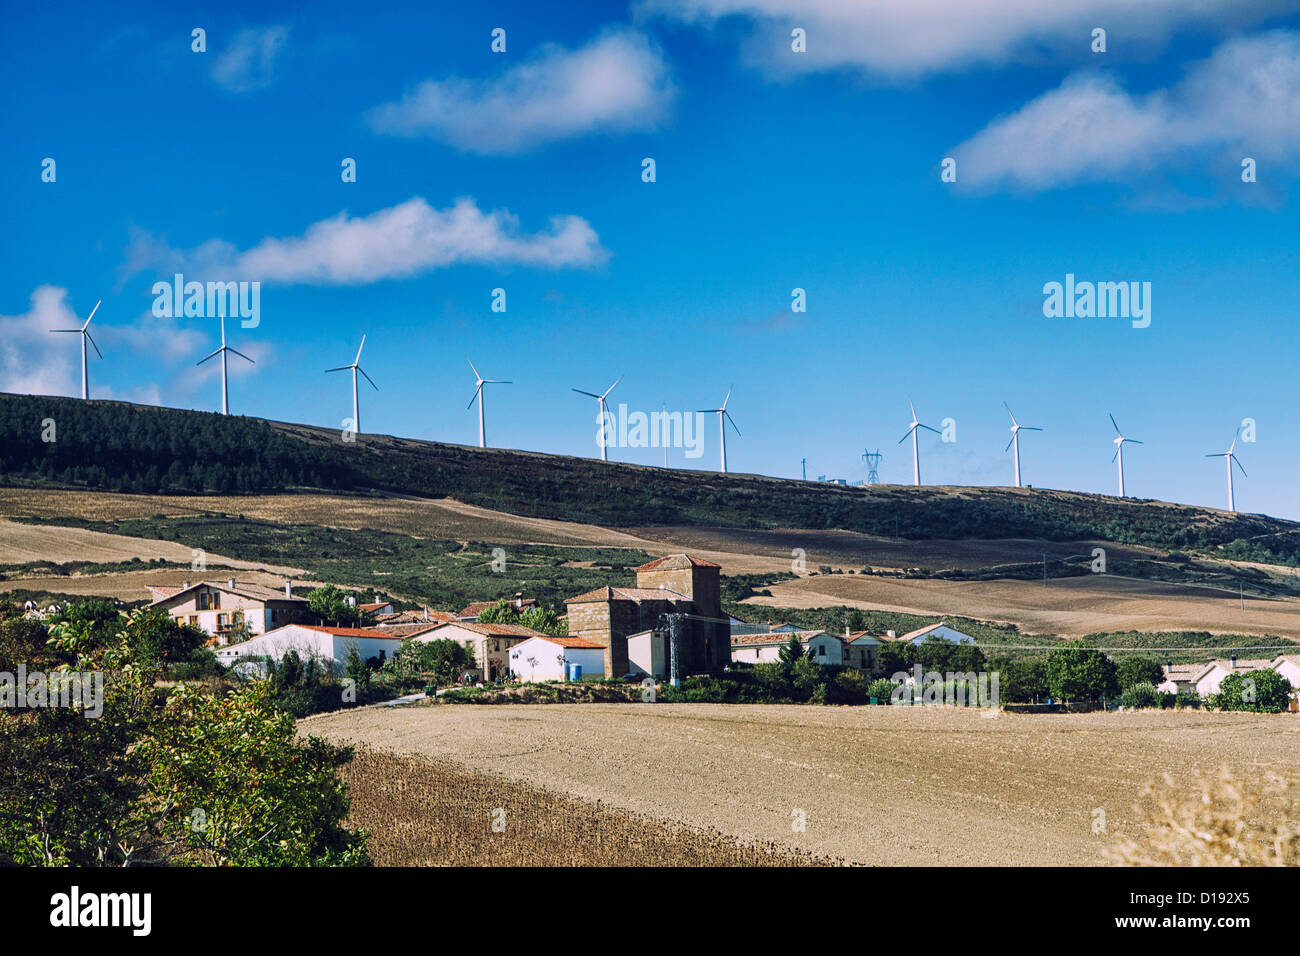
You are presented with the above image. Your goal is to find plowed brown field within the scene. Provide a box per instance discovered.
[306,702,1300,866]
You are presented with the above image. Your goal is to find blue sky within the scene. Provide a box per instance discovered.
[2,0,1298,518]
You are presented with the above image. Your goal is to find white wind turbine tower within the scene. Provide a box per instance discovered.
[467,358,510,448]
[1109,413,1143,497]
[49,299,102,400]
[197,316,254,415]
[572,376,621,461]
[1205,429,1247,512]
[325,335,378,433]
[697,385,740,474]
[1003,402,1043,488]
[898,399,940,486]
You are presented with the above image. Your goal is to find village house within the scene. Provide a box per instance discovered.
[407,620,550,682]
[565,554,730,679]
[881,622,977,645]
[213,624,404,675]
[508,634,606,682]
[146,579,308,644]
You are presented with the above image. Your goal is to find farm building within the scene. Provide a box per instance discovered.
[881,622,976,645]
[407,621,550,682]
[507,635,606,682]
[1270,654,1300,689]
[213,624,404,675]
[1189,657,1278,697]
[565,554,729,679]
[731,629,861,666]
[357,598,395,616]
[147,579,308,644]
[1157,663,1206,695]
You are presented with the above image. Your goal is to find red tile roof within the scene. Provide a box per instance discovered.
[566,585,689,604]
[458,598,538,618]
[420,621,549,639]
[634,553,720,572]
[298,625,403,640]
[531,635,605,649]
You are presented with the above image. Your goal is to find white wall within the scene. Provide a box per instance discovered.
[628,631,666,677]
[214,625,403,675]
[508,638,604,682]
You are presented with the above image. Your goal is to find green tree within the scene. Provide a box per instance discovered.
[1045,647,1120,703]
[1116,656,1165,690]
[778,635,805,667]
[400,638,475,684]
[1211,670,1292,713]
[989,657,1049,703]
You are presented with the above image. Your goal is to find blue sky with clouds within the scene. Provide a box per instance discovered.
[2,0,1298,517]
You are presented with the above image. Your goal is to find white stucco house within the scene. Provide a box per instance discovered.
[213,624,404,676]
[508,635,606,682]
[885,622,976,646]
[730,630,851,665]
[627,629,667,678]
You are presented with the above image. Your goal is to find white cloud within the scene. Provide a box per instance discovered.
[0,287,207,400]
[212,25,289,92]
[0,286,84,397]
[951,31,1300,191]
[123,196,608,285]
[638,0,1291,78]
[366,28,673,153]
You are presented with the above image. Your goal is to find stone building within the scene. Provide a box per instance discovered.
[564,554,729,678]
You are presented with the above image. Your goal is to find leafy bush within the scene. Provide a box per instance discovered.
[1210,670,1292,713]
[867,677,897,702]
[827,669,869,705]
[1045,647,1120,702]
[1116,656,1165,690]
[1119,682,1161,709]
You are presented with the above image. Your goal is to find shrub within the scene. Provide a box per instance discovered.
[1119,682,1161,709]
[1210,669,1292,713]
[867,677,897,702]
[828,669,869,705]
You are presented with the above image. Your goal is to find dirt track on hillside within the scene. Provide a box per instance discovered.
[306,703,1300,866]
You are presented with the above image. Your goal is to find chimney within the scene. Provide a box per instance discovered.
[845,626,850,637]
[423,607,429,622]
[1165,659,1173,673]
[1230,654,1238,668]
[285,582,292,598]
[515,592,523,608]
[887,630,896,639]
[228,578,236,589]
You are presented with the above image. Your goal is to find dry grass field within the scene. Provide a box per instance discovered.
[338,747,841,866]
[307,703,1300,866]
[4,487,1298,638]
[748,571,1300,640]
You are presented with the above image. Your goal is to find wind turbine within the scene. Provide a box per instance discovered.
[1003,402,1043,488]
[698,386,740,474]
[898,399,940,486]
[196,316,254,415]
[49,299,102,400]
[1205,430,1247,512]
[1109,414,1143,497]
[467,359,510,448]
[325,335,378,433]
[572,377,621,461]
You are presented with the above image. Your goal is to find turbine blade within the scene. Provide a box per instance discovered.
[467,385,482,410]
[1003,401,1017,425]
[1004,437,1015,453]
[83,300,101,328]
[721,385,733,410]
[1233,456,1247,477]
[50,329,81,333]
[228,347,255,364]
[725,410,741,436]
[602,376,623,400]
[467,358,481,380]
[358,366,379,391]
[919,423,942,435]
[1108,413,1120,435]
[573,388,600,398]
[908,398,917,419]
[1111,448,1118,463]
[84,330,103,360]
[1127,438,1144,445]
[325,365,350,373]
[898,427,915,444]
[197,348,222,366]
[354,335,366,365]
[1022,426,1043,432]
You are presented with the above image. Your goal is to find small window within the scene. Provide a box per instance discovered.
[817,645,826,657]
